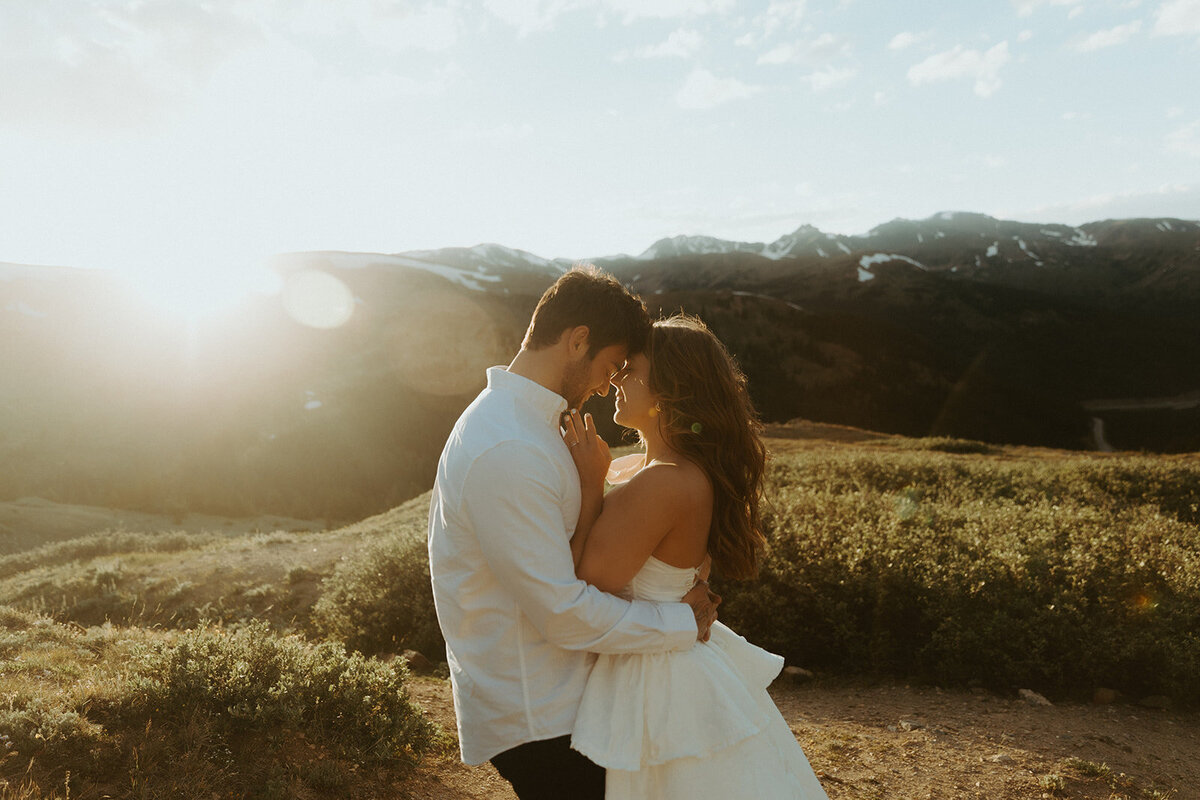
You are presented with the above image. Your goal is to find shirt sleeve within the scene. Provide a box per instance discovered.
[461,440,697,654]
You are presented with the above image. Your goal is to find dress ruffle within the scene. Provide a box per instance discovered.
[571,622,784,771]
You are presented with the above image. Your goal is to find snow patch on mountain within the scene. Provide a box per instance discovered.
[1068,229,1098,246]
[1017,239,1044,266]
[311,251,504,292]
[762,225,827,260]
[470,244,557,270]
[859,253,928,270]
[986,242,1000,257]
[857,267,876,282]
[638,235,762,260]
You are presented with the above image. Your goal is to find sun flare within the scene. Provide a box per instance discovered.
[123,261,283,324]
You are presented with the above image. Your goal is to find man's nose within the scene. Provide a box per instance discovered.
[596,382,611,398]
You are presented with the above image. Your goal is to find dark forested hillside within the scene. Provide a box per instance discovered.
[2,213,1198,522]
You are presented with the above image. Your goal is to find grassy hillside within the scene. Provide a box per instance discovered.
[1,426,1198,796]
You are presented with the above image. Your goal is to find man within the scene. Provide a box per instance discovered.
[428,266,718,800]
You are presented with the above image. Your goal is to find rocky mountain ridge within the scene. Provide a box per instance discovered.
[2,212,1198,522]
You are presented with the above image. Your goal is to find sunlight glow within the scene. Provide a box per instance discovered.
[281,269,355,329]
[123,261,283,323]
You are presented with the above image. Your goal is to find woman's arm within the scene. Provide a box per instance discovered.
[562,413,718,638]
[563,412,700,593]
[575,465,683,593]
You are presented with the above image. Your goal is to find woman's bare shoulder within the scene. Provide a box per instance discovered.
[627,458,712,504]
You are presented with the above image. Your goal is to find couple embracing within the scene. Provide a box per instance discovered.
[428,266,829,799]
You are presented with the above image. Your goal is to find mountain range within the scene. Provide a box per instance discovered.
[2,212,1198,524]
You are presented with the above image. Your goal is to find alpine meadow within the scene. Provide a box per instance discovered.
[2,212,1200,798]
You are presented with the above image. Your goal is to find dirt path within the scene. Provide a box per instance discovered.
[401,677,1199,800]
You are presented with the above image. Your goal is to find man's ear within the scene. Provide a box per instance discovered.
[566,325,591,358]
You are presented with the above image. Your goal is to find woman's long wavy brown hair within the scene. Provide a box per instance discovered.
[646,315,767,580]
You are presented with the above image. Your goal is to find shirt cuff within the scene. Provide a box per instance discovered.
[659,600,700,651]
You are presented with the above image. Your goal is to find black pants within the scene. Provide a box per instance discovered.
[490,735,605,800]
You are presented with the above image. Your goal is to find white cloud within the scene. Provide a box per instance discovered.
[1071,20,1142,51]
[675,67,763,109]
[806,32,852,59]
[1167,105,1186,118]
[1154,0,1200,36]
[280,1,463,53]
[737,0,807,46]
[1014,0,1084,17]
[888,31,929,50]
[0,0,472,129]
[259,1,463,53]
[1019,29,1035,41]
[0,0,258,127]
[482,0,585,36]
[616,27,703,60]
[907,41,1011,98]
[806,66,856,92]
[1166,121,1200,156]
[600,0,735,24]
[758,42,801,63]
[757,32,849,64]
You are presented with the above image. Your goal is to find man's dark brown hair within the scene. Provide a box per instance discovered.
[522,264,651,357]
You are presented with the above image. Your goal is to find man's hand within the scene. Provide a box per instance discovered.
[682,578,721,642]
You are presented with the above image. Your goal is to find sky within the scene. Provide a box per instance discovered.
[2,0,1199,310]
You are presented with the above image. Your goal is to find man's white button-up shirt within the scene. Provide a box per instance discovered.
[428,366,698,765]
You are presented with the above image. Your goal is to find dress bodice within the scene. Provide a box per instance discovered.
[625,555,702,603]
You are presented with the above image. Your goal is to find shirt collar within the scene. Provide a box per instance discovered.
[486,366,568,429]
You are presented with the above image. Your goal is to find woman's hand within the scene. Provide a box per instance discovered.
[562,409,610,491]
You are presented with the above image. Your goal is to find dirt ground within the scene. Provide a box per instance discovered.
[399,677,1199,800]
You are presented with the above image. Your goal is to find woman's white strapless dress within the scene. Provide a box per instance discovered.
[571,556,830,800]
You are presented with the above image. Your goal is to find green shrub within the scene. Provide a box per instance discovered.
[312,533,443,659]
[888,436,999,455]
[308,446,1200,701]
[113,621,435,764]
[719,450,1200,701]
[0,615,437,798]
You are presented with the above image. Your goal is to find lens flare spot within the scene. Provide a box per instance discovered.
[282,270,354,329]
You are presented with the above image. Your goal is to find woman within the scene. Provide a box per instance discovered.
[560,315,829,799]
